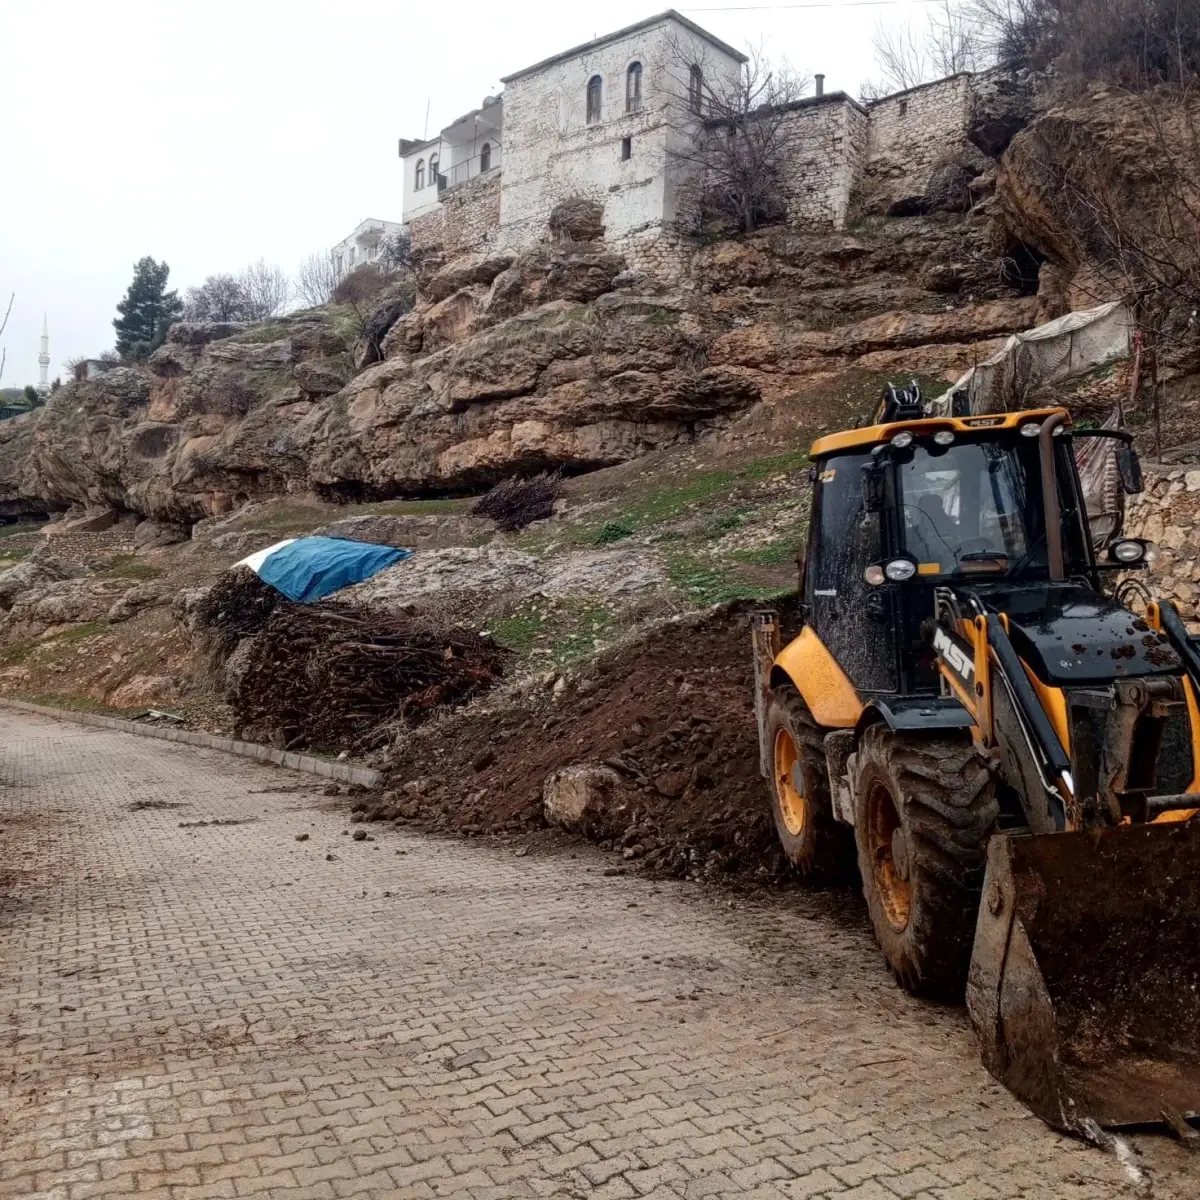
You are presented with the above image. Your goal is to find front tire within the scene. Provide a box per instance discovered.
[850,724,997,999]
[764,685,836,874]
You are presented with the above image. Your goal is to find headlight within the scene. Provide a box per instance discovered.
[884,559,917,582]
[891,431,914,449]
[1111,540,1146,564]
[932,430,955,446]
[864,565,886,586]
[1020,422,1041,437]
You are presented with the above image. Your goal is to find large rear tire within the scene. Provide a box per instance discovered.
[764,684,837,874]
[851,723,997,1000]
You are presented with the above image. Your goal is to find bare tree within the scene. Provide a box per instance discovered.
[239,259,290,320]
[665,38,813,235]
[870,22,933,93]
[184,274,249,322]
[294,252,340,309]
[0,292,11,384]
[966,0,1199,83]
[184,261,290,323]
[1034,88,1200,339]
[866,1,984,97]
[377,231,414,278]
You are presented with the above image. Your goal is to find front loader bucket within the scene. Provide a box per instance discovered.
[966,820,1200,1134]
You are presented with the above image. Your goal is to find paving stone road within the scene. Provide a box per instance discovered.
[0,711,1193,1199]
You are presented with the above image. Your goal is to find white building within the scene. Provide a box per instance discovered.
[330,218,407,278]
[498,12,742,251]
[394,10,987,274]
[400,95,504,225]
[398,11,744,265]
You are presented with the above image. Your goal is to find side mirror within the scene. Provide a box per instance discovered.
[1116,444,1144,494]
[862,462,886,513]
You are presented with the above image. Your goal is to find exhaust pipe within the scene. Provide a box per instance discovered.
[1039,412,1067,582]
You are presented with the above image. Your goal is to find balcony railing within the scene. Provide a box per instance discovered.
[436,147,502,192]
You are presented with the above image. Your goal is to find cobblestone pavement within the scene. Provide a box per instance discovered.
[1,712,1193,1199]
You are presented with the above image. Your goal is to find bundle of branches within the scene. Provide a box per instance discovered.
[191,568,283,663]
[231,601,506,754]
[471,471,561,532]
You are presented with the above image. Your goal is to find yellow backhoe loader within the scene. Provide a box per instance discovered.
[752,387,1200,1139]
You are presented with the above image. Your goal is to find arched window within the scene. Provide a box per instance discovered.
[626,62,643,113]
[688,64,703,115]
[480,141,491,172]
[415,158,425,189]
[429,154,440,188]
[586,74,602,124]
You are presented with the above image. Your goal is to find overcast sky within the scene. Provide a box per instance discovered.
[0,0,937,385]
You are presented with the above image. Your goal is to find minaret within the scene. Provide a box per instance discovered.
[37,316,50,397]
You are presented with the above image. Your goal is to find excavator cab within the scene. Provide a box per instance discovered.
[752,404,1200,1137]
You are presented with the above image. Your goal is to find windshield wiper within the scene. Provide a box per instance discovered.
[1006,532,1046,576]
[959,551,1009,562]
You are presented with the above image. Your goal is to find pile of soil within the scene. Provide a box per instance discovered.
[376,600,816,881]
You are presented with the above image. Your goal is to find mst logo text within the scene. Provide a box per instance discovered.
[933,625,975,685]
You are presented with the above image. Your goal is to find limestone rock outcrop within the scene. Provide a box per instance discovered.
[0,212,1055,527]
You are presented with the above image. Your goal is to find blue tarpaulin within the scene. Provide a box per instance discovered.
[236,537,411,603]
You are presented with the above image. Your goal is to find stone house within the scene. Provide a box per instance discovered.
[398,9,999,275]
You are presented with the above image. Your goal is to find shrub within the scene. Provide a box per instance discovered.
[594,520,635,544]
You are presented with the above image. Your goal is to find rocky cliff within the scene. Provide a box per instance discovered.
[1,209,1049,527]
[23,80,1200,531]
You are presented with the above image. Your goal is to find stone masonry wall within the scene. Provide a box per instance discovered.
[500,18,742,251]
[775,96,868,230]
[612,224,689,281]
[409,207,445,254]
[440,171,502,255]
[1125,464,1200,624]
[862,74,975,210]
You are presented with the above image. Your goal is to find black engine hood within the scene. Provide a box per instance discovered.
[967,583,1182,686]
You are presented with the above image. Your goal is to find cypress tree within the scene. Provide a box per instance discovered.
[113,257,183,360]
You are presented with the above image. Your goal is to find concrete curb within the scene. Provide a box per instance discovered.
[0,697,383,789]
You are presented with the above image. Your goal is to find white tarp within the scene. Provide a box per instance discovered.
[929,300,1135,416]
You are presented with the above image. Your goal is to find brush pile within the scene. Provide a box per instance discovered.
[230,600,506,754]
[470,472,561,532]
[191,568,282,659]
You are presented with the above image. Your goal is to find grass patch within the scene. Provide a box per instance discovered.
[225,496,473,537]
[645,307,680,327]
[550,603,617,667]
[357,497,471,518]
[489,607,548,656]
[668,555,792,607]
[0,548,32,563]
[23,693,114,714]
[581,449,812,540]
[230,323,291,344]
[0,622,113,668]
[731,538,803,567]
[0,522,45,540]
[101,555,162,581]
[49,621,111,645]
[488,599,617,667]
[593,520,635,545]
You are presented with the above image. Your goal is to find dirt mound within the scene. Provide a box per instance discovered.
[376,601,820,881]
[233,602,506,755]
